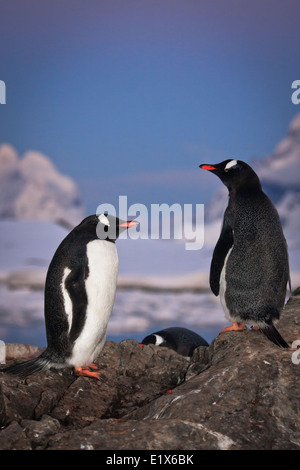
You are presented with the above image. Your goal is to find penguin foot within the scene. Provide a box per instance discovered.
[251,326,260,331]
[74,363,101,380]
[219,322,247,334]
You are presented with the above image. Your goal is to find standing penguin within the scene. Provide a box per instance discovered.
[3,214,139,379]
[199,159,290,348]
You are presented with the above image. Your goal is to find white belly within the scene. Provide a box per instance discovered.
[219,247,234,322]
[68,239,118,367]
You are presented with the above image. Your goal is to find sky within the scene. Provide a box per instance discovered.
[0,0,300,213]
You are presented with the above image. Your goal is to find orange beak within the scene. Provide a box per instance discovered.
[119,221,139,227]
[200,164,216,171]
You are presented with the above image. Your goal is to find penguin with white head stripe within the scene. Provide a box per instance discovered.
[200,159,290,348]
[3,213,139,379]
[141,327,209,356]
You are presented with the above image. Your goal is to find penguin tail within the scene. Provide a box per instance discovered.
[260,323,289,349]
[2,353,51,378]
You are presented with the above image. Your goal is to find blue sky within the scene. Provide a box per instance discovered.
[0,0,300,212]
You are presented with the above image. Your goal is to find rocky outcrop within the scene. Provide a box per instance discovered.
[0,294,300,450]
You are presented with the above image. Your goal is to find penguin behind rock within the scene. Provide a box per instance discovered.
[200,159,290,348]
[141,327,209,356]
[3,214,139,379]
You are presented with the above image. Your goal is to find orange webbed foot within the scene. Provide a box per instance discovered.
[219,322,247,335]
[74,363,101,380]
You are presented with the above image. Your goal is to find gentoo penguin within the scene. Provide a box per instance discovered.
[199,159,290,348]
[3,214,139,379]
[141,327,209,356]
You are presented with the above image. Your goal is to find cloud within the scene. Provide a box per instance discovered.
[0,144,85,225]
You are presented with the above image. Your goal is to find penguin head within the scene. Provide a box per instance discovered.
[199,159,261,191]
[141,333,167,347]
[75,213,139,242]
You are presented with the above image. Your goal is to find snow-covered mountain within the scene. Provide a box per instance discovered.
[258,113,300,191]
[0,144,85,226]
[257,114,300,249]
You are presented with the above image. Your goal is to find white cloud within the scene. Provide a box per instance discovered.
[0,144,85,226]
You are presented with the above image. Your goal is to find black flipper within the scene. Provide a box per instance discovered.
[44,263,88,354]
[260,324,289,349]
[210,206,234,296]
[64,264,88,344]
[1,354,51,378]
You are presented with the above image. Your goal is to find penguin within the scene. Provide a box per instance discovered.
[141,327,209,356]
[199,159,290,348]
[3,213,139,379]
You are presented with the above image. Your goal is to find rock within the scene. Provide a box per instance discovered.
[0,295,300,450]
[21,415,60,450]
[47,418,234,450]
[0,421,31,450]
[0,368,75,425]
[48,339,190,428]
[0,382,6,428]
[185,345,210,380]
[293,286,300,297]
[0,339,190,446]
[5,343,43,361]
